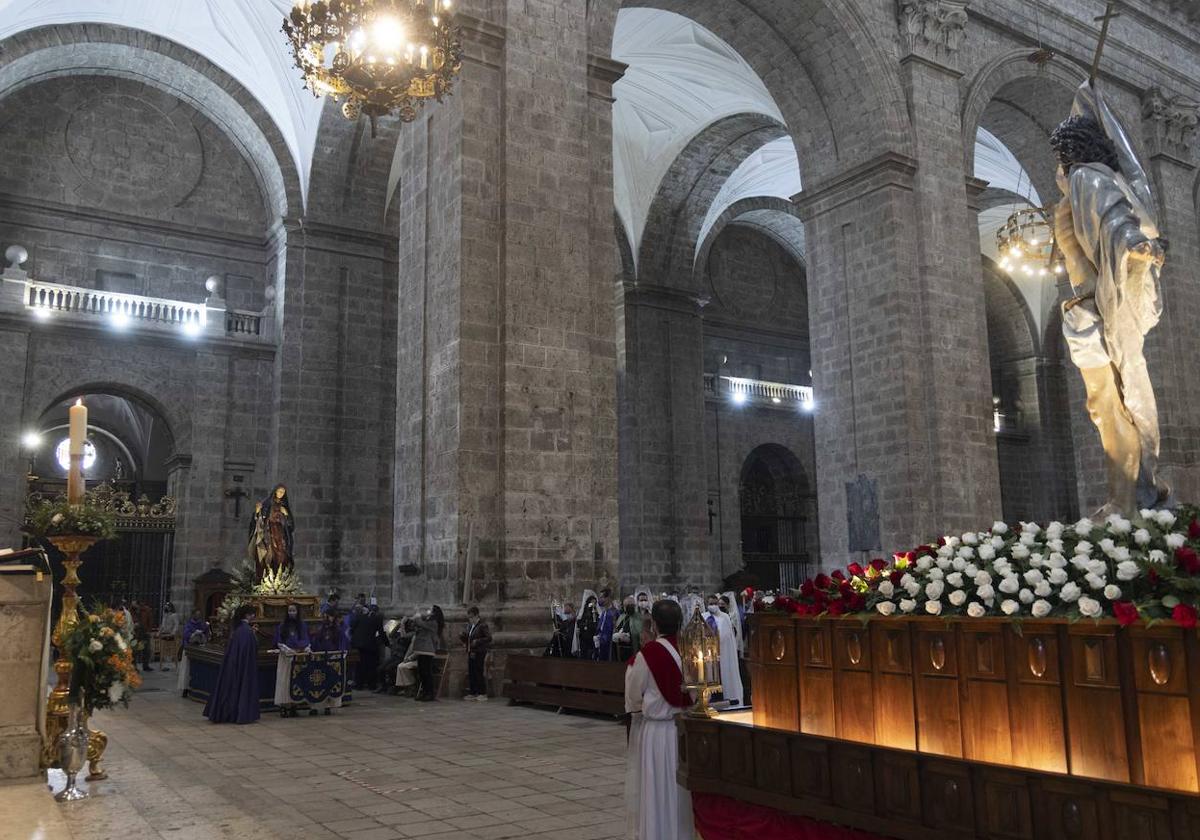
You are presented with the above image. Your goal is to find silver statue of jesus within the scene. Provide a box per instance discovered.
[1052,81,1168,515]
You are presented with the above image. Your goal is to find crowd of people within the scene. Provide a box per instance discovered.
[547,586,751,708]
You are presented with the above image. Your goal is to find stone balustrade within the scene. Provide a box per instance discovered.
[703,373,815,410]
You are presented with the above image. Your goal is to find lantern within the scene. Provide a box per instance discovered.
[679,605,722,718]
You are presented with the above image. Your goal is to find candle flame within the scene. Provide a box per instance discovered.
[75,398,82,406]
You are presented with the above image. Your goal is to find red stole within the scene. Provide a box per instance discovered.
[637,635,689,708]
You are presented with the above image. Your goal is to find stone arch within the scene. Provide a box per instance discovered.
[636,112,786,288]
[982,257,1039,362]
[30,377,189,456]
[696,197,806,280]
[0,24,301,220]
[310,99,403,230]
[616,211,636,282]
[605,0,913,186]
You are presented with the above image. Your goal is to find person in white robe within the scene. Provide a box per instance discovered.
[705,594,743,706]
[625,599,693,840]
[721,591,744,656]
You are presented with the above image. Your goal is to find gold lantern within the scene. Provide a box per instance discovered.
[679,605,722,718]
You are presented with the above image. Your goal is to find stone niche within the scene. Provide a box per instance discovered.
[0,561,53,780]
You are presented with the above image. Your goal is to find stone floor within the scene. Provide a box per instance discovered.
[8,669,629,840]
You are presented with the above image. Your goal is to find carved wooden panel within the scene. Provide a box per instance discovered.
[1065,626,1129,783]
[1127,627,1199,792]
[1006,623,1068,774]
[1032,778,1104,840]
[960,624,1013,765]
[914,624,962,757]
[790,739,831,801]
[920,760,975,834]
[686,721,721,780]
[1109,790,1173,840]
[720,725,756,787]
[871,622,915,750]
[829,743,875,814]
[797,621,836,737]
[835,626,871,671]
[833,669,875,744]
[753,732,793,796]
[873,751,920,822]
[976,769,1034,839]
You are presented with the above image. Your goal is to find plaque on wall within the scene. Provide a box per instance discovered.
[845,473,880,552]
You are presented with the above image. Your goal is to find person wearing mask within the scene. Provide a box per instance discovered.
[351,604,385,691]
[594,588,620,662]
[157,602,180,671]
[613,596,644,662]
[705,594,743,707]
[410,605,445,701]
[459,606,492,700]
[320,592,341,615]
[377,618,414,694]
[573,590,598,659]
[546,602,576,657]
[204,605,260,724]
[625,599,692,839]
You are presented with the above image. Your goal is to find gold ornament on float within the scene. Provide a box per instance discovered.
[679,605,722,719]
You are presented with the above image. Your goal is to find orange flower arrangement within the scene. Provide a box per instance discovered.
[60,604,141,713]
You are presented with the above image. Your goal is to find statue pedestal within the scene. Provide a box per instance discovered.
[245,594,320,646]
[0,557,53,780]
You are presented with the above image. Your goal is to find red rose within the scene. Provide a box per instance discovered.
[1190,519,1200,540]
[814,574,831,589]
[1113,601,1139,627]
[1176,546,1200,575]
[742,587,756,598]
[826,600,845,617]
[1173,603,1198,629]
[889,571,903,585]
[831,570,846,583]
[870,558,887,572]
[1148,568,1160,585]
[800,580,816,598]
[847,593,866,612]
[937,536,947,547]
[916,544,937,558]
[847,562,865,578]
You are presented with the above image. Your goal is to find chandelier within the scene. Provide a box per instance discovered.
[994,205,1064,280]
[282,0,463,131]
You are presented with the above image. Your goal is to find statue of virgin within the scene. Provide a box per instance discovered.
[248,484,295,580]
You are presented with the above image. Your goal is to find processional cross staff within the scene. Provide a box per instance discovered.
[1089,1,1119,83]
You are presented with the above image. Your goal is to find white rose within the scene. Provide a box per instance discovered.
[1155,510,1177,529]
[946,572,964,588]
[1001,599,1020,616]
[948,589,967,607]
[1074,540,1093,557]
[977,544,996,561]
[762,595,776,606]
[952,557,967,572]
[956,545,975,561]
[1019,532,1037,548]
[1085,572,1107,590]
[904,578,921,597]
[1060,582,1082,603]
[925,600,943,616]
[919,556,935,571]
[963,532,979,546]
[1087,559,1107,576]
[936,544,954,560]
[1112,547,1131,563]
[1099,538,1116,556]
[1148,549,1167,564]
[992,521,1009,534]
[1031,599,1052,618]
[1106,514,1132,535]
[51,512,64,525]
[1163,594,1181,609]
[1034,580,1052,598]
[878,580,895,598]
[1046,521,1065,539]
[1029,553,1045,568]
[976,584,995,601]
[964,563,979,579]
[928,567,945,581]
[1167,533,1186,549]
[998,576,1020,595]
[1047,538,1064,553]
[972,570,991,587]
[1134,528,1151,546]
[1018,588,1034,604]
[1011,543,1031,560]
[876,601,896,616]
[1048,567,1068,585]
[991,535,1005,550]
[1116,561,1140,581]
[115,635,128,651]
[1047,552,1067,569]
[88,639,103,652]
[1078,596,1102,618]
[1104,584,1122,601]
[1070,556,1090,573]
[1023,569,1044,585]
[967,602,986,618]
[944,536,961,549]
[925,580,945,601]
[1021,520,1040,534]
[900,573,915,588]
[107,682,126,705]
[1074,518,1095,537]
[900,598,917,614]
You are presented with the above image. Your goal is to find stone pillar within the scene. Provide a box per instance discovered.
[618,283,711,591]
[798,2,1001,563]
[1140,88,1200,501]
[394,4,619,609]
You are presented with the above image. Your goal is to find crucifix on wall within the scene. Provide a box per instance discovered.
[224,480,249,519]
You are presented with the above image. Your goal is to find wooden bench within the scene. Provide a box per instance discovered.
[502,654,626,716]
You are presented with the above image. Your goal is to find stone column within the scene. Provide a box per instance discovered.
[0,257,31,547]
[394,3,619,610]
[1139,88,1200,501]
[618,283,711,591]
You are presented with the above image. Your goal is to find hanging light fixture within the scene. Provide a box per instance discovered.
[994,205,1064,280]
[282,0,463,133]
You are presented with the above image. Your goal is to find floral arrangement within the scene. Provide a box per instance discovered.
[214,592,247,626]
[25,500,117,540]
[756,506,1200,626]
[256,565,303,595]
[59,605,141,712]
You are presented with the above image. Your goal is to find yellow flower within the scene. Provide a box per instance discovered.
[88,614,99,623]
[893,553,910,571]
[850,576,869,594]
[101,627,114,638]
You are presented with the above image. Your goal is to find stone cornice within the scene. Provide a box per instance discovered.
[620,280,706,314]
[587,54,628,102]
[792,152,919,221]
[459,13,505,68]
[1142,86,1199,167]
[897,0,968,68]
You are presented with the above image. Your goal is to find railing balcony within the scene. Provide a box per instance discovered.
[704,373,815,411]
[1,251,274,344]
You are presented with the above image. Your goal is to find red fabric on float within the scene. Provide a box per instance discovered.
[693,793,895,840]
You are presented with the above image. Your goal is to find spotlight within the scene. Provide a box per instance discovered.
[731,391,747,405]
[21,431,41,449]
[33,307,50,321]
[182,319,203,338]
[111,310,130,330]
[772,397,781,404]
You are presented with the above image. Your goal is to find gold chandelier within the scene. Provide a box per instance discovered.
[282,0,463,131]
[994,205,1064,280]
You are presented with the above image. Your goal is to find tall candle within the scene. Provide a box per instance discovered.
[67,399,86,504]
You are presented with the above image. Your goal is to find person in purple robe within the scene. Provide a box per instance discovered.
[274,602,311,650]
[594,589,620,661]
[310,611,348,652]
[204,605,260,724]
